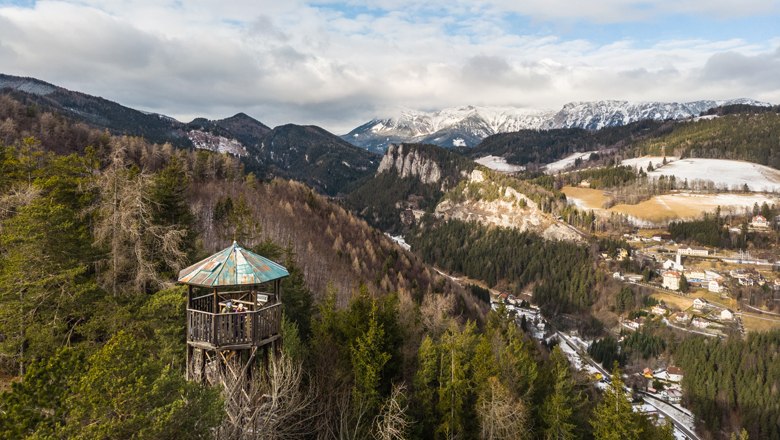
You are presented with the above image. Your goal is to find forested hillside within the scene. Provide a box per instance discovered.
[632,112,780,168]
[466,119,672,167]
[675,331,780,440]
[347,143,474,232]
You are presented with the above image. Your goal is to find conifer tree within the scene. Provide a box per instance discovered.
[541,346,579,440]
[350,301,391,415]
[591,364,642,440]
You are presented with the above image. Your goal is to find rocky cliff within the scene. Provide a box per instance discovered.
[436,170,583,242]
[377,144,443,185]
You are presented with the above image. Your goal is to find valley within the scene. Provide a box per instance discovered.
[1,75,780,440]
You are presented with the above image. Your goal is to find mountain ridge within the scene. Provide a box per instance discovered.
[344,99,771,152]
[0,73,377,196]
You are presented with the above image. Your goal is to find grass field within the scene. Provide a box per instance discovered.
[651,292,694,311]
[561,186,609,209]
[740,313,780,332]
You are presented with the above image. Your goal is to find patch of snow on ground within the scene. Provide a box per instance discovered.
[647,158,780,192]
[475,155,525,173]
[452,138,467,147]
[385,234,411,251]
[544,151,596,174]
[621,156,678,169]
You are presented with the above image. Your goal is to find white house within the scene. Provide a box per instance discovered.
[657,366,684,383]
[664,389,683,404]
[720,309,734,321]
[686,270,707,284]
[663,254,684,271]
[693,298,709,310]
[708,280,723,293]
[662,271,681,291]
[652,304,668,316]
[677,246,710,257]
[692,317,709,329]
[751,215,769,228]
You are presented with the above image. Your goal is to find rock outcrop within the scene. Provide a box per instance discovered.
[378,144,442,184]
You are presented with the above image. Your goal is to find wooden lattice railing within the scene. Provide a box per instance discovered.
[187,303,281,347]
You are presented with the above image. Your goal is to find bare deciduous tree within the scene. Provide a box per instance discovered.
[216,353,320,440]
[93,143,187,294]
[477,377,529,440]
[372,384,411,440]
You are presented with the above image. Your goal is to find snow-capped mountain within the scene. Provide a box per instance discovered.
[549,99,767,130]
[344,99,770,152]
[345,106,554,153]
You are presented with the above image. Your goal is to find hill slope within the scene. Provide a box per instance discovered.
[0,73,377,196]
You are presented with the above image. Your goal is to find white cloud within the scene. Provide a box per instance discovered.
[0,0,777,133]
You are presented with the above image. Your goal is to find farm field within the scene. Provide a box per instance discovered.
[646,158,780,192]
[560,186,609,209]
[740,313,780,332]
[544,151,597,174]
[650,292,694,311]
[475,155,525,173]
[562,187,780,225]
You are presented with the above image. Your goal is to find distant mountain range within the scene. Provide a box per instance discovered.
[343,99,770,152]
[0,73,378,195]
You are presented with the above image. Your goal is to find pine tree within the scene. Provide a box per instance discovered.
[679,274,689,293]
[350,301,391,415]
[591,364,642,440]
[541,346,579,440]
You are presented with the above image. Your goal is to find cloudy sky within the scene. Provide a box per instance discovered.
[0,0,778,132]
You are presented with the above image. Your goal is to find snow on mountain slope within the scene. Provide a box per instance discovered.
[344,99,770,151]
[188,129,247,156]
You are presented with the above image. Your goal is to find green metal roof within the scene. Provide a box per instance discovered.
[178,241,289,287]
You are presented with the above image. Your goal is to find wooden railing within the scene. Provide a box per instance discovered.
[255,303,282,341]
[187,303,282,347]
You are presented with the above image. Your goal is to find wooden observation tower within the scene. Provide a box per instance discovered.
[178,241,289,384]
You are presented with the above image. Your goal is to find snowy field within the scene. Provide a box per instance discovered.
[645,158,780,192]
[562,186,780,226]
[475,155,525,173]
[544,151,597,174]
[622,156,678,170]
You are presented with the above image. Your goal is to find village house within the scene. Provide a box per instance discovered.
[751,215,769,228]
[685,270,707,285]
[657,366,684,383]
[675,312,690,323]
[664,389,683,404]
[623,317,645,331]
[625,274,644,283]
[663,254,684,271]
[705,270,723,281]
[692,317,709,329]
[720,309,735,321]
[662,271,681,291]
[652,304,667,316]
[677,246,710,257]
[708,279,723,293]
[693,297,709,310]
[666,366,683,382]
[613,271,624,280]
